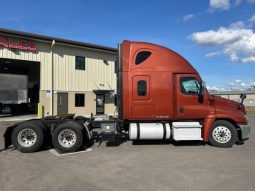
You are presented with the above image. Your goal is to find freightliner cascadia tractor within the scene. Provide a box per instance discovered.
[4,41,251,153]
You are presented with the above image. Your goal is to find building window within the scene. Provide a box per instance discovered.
[137,80,147,96]
[75,93,85,107]
[180,77,200,95]
[75,56,85,70]
[135,51,151,65]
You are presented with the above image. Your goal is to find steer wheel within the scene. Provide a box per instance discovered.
[209,120,237,148]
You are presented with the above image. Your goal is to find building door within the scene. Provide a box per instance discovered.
[57,93,68,115]
[96,94,105,114]
[0,58,40,115]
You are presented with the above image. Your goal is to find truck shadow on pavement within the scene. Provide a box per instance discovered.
[132,140,205,146]
[132,140,245,147]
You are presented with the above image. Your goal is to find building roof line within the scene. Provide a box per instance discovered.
[0,28,117,53]
[210,90,255,95]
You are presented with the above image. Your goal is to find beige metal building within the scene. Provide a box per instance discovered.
[0,28,117,117]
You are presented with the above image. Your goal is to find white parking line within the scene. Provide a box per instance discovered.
[49,148,93,156]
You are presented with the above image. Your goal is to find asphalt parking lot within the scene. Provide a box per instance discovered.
[0,114,254,191]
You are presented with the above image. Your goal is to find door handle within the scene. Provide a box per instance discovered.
[179,107,184,114]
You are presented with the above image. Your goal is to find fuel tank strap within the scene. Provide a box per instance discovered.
[162,123,166,140]
[136,123,140,140]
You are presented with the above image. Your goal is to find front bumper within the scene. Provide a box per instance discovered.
[239,125,251,140]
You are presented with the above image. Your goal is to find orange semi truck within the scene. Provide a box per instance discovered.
[4,40,250,153]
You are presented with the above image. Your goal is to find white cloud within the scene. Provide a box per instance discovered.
[248,14,255,24]
[247,0,255,4]
[241,82,248,86]
[228,79,255,90]
[241,56,255,63]
[224,50,240,61]
[189,26,255,63]
[189,27,252,45]
[208,80,255,91]
[209,0,230,11]
[208,0,255,12]
[205,51,221,57]
[207,85,226,91]
[229,21,245,28]
[183,14,195,21]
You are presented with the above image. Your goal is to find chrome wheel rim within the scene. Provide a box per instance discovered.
[18,128,37,147]
[213,126,231,143]
[58,129,77,148]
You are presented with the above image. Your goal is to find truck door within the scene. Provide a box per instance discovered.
[175,74,209,119]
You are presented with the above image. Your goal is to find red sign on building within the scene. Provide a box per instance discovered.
[0,35,37,52]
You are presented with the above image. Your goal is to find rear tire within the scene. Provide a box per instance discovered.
[209,120,237,148]
[52,121,83,153]
[11,122,44,153]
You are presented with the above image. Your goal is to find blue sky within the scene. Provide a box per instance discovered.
[0,0,254,90]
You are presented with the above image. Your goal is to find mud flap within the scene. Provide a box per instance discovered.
[3,125,15,149]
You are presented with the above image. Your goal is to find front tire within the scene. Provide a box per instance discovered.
[209,120,237,148]
[11,122,44,153]
[52,121,83,153]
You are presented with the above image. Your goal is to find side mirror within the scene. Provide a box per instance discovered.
[239,93,246,109]
[240,94,246,99]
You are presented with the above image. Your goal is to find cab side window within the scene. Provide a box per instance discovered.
[137,80,147,96]
[135,51,151,65]
[180,77,200,95]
